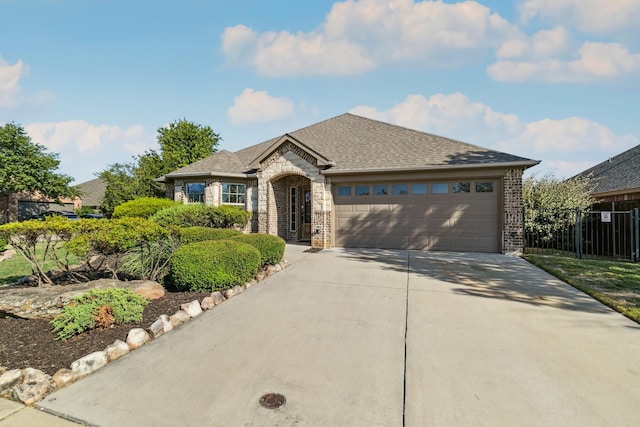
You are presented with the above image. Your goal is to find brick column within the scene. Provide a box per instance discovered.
[503,168,524,252]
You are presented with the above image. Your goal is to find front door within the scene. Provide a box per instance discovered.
[301,189,312,240]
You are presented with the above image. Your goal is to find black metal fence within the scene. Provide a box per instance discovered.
[523,208,640,262]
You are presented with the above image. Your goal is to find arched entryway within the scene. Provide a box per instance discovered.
[269,174,312,242]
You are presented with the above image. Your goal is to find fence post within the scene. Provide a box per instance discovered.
[574,210,582,259]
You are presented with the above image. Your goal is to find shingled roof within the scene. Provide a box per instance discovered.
[573,144,640,195]
[165,113,538,178]
[75,178,106,207]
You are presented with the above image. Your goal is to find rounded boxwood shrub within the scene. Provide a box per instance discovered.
[231,233,285,266]
[179,227,242,244]
[169,240,261,292]
[112,197,179,219]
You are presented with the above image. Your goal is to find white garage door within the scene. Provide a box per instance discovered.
[334,180,500,252]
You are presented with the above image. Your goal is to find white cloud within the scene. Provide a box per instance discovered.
[227,88,294,124]
[350,92,638,178]
[25,121,148,153]
[0,55,26,107]
[520,0,640,35]
[489,41,640,82]
[221,0,516,76]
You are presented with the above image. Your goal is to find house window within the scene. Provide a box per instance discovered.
[290,187,297,232]
[186,182,205,203]
[337,186,352,196]
[476,182,494,192]
[392,184,408,195]
[432,183,449,194]
[222,183,246,205]
[355,185,370,196]
[373,184,388,195]
[453,182,471,193]
[411,183,428,195]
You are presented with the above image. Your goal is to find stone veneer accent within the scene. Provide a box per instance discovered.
[257,141,332,248]
[503,168,524,252]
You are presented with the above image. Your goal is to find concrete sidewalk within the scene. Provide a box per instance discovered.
[4,247,640,426]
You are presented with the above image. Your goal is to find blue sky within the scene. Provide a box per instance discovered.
[1,0,639,184]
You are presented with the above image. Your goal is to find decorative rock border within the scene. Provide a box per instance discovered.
[0,259,290,405]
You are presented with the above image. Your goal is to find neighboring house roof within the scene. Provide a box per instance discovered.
[75,178,106,206]
[165,113,539,179]
[573,144,640,195]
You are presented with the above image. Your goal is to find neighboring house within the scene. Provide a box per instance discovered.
[0,192,79,223]
[573,144,640,211]
[161,113,539,252]
[75,178,107,212]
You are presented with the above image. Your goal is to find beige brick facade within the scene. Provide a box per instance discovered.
[503,168,525,252]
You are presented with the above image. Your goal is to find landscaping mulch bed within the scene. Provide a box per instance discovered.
[0,290,210,376]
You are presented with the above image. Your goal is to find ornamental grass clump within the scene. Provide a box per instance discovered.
[51,288,149,341]
[169,240,261,292]
[230,233,285,266]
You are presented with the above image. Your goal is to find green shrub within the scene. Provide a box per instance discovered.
[51,288,149,340]
[210,205,251,229]
[68,217,171,279]
[150,204,218,228]
[179,227,242,244]
[231,233,285,266]
[112,197,178,219]
[169,240,261,292]
[0,234,8,251]
[150,204,251,229]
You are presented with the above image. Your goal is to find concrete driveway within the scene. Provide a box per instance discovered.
[38,247,640,426]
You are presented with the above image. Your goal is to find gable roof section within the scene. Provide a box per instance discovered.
[165,149,249,178]
[278,113,537,173]
[573,144,640,195]
[163,113,539,180]
[75,178,106,206]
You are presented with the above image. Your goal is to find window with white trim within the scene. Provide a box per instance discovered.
[221,183,246,206]
[290,187,297,232]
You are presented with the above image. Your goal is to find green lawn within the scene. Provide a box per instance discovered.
[523,253,640,323]
[0,244,80,286]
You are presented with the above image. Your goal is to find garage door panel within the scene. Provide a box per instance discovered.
[334,180,500,252]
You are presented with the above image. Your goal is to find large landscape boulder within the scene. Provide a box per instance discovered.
[0,279,164,319]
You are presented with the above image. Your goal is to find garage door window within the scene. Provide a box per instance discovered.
[411,183,428,195]
[337,186,352,196]
[373,184,388,195]
[476,182,494,192]
[453,182,471,193]
[355,185,370,196]
[432,183,449,194]
[392,184,408,195]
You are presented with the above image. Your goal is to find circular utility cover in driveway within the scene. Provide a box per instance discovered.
[259,393,286,409]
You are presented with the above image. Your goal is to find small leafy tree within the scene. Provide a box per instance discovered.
[0,217,78,286]
[523,173,596,245]
[68,217,171,279]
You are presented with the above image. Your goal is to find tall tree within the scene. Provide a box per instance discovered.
[0,122,76,199]
[156,119,220,172]
[99,119,219,216]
